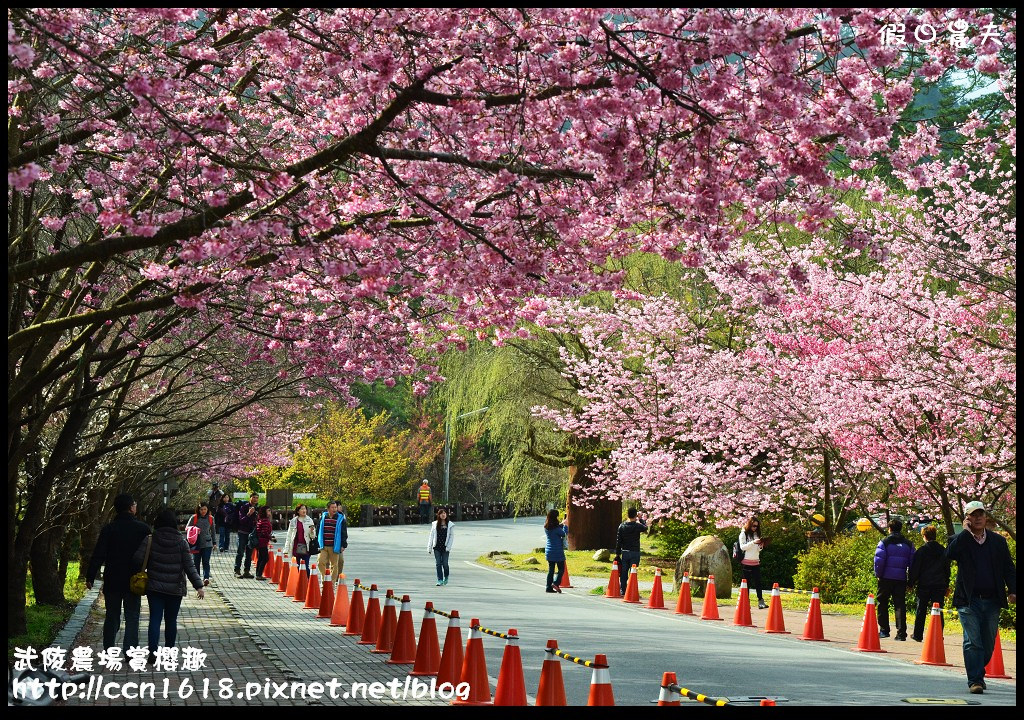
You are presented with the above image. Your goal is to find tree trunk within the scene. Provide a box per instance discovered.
[30,524,68,605]
[566,463,621,550]
[78,487,108,573]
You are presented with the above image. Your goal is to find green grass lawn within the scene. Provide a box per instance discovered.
[478,551,1016,645]
[7,561,88,662]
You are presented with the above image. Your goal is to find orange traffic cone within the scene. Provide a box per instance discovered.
[536,640,567,706]
[373,589,398,654]
[358,585,382,645]
[252,547,259,566]
[855,594,886,653]
[436,611,464,688]
[605,562,621,598]
[262,548,276,580]
[762,583,789,634]
[733,579,755,627]
[675,572,694,615]
[317,572,335,619]
[986,633,1013,679]
[493,629,527,706]
[760,699,776,706]
[293,562,309,603]
[800,587,827,641]
[452,619,491,706]
[586,654,614,706]
[657,671,680,706]
[276,555,291,593]
[409,602,441,677]
[270,550,282,585]
[559,561,573,589]
[647,568,667,610]
[342,579,363,635]
[699,575,722,621]
[387,595,417,664]
[284,557,300,598]
[304,563,321,609]
[623,565,641,603]
[914,603,951,667]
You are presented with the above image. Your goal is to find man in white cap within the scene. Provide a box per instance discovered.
[945,500,1016,695]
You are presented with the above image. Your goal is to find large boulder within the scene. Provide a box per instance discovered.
[675,535,732,599]
[592,548,612,562]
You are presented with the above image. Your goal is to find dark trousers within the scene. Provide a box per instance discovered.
[102,587,141,651]
[255,547,270,578]
[546,560,565,590]
[234,531,252,573]
[619,550,641,595]
[419,502,431,523]
[146,591,183,652]
[741,563,765,603]
[192,546,212,580]
[913,585,946,640]
[294,554,311,573]
[876,578,908,637]
[217,525,230,551]
[434,549,450,581]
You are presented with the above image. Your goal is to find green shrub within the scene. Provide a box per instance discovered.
[651,519,703,559]
[794,532,881,603]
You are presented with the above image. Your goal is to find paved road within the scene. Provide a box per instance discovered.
[340,516,1016,707]
[62,516,1015,707]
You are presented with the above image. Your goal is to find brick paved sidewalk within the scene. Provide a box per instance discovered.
[62,544,449,706]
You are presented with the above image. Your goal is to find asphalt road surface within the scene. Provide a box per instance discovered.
[340,516,1016,707]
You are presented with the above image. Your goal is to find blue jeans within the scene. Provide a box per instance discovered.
[619,550,641,595]
[102,587,141,651]
[546,560,565,590]
[234,532,252,573]
[147,592,183,652]
[957,596,1001,686]
[218,525,230,551]
[434,550,450,582]
[192,547,212,580]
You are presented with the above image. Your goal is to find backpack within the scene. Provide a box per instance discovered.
[187,514,212,549]
[732,538,745,562]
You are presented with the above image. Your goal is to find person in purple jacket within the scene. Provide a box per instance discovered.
[874,518,915,641]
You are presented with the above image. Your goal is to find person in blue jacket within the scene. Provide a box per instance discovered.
[544,509,569,594]
[317,500,348,589]
[874,518,915,641]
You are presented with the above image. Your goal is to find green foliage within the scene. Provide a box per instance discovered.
[794,532,883,603]
[651,519,703,559]
[292,406,411,503]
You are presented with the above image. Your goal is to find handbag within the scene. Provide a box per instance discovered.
[129,535,153,595]
[247,528,259,550]
[308,527,320,556]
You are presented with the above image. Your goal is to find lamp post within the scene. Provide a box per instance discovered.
[443,406,489,503]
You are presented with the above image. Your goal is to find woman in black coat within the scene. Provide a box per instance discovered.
[133,509,205,663]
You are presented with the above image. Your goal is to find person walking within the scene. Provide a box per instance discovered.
[85,493,152,651]
[284,504,316,574]
[908,525,951,642]
[318,500,348,588]
[185,502,215,586]
[206,481,224,510]
[215,493,235,552]
[873,518,915,641]
[234,492,260,578]
[614,507,647,596]
[133,509,206,665]
[945,501,1017,694]
[738,516,769,609]
[253,507,275,581]
[427,508,455,586]
[417,479,432,523]
[544,510,569,593]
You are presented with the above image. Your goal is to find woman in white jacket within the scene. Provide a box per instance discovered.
[284,504,317,574]
[738,516,768,609]
[427,508,455,586]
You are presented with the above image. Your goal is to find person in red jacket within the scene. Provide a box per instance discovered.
[253,507,275,580]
